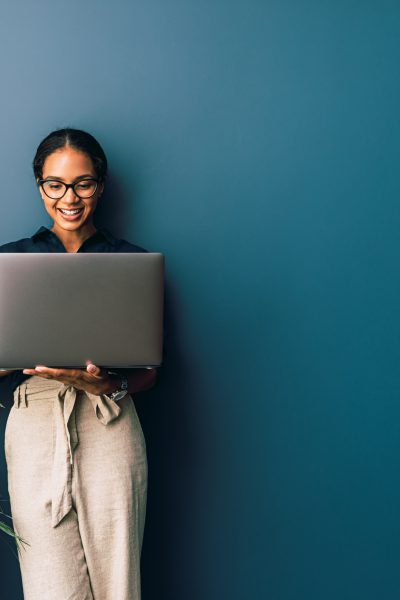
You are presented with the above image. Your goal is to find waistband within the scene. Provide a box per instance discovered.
[13,375,122,528]
[14,375,66,405]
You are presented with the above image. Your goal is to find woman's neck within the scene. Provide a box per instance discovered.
[51,222,97,253]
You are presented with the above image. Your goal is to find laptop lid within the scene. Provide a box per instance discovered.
[0,253,164,369]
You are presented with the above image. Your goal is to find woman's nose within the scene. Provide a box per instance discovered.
[63,187,80,203]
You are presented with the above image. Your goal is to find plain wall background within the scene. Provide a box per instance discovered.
[0,1,399,598]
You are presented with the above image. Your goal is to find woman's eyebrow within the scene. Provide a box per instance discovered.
[42,173,95,181]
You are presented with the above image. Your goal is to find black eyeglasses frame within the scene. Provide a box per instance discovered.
[38,178,100,200]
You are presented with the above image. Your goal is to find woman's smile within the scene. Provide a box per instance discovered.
[56,206,85,220]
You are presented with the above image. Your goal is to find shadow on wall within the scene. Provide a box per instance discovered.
[94,170,141,241]
[136,277,196,599]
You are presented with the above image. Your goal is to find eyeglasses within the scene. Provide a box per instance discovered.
[38,178,100,200]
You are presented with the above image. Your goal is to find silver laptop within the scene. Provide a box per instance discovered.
[0,253,164,369]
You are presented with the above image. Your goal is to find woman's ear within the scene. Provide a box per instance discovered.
[97,181,105,198]
[37,180,45,201]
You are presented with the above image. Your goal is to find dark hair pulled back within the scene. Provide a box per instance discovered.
[33,128,108,182]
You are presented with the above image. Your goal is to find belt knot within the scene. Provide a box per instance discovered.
[50,384,122,528]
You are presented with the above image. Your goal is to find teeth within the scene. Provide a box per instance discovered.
[59,208,82,215]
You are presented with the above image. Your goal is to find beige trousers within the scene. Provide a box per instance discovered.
[4,375,148,600]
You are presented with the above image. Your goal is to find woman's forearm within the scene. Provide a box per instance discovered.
[122,368,157,394]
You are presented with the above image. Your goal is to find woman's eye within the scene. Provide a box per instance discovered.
[49,183,62,189]
[76,181,96,191]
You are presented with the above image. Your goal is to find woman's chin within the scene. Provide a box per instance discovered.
[53,212,92,230]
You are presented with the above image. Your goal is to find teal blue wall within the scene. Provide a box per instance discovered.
[0,1,399,598]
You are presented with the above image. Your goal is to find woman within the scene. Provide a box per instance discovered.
[0,128,156,600]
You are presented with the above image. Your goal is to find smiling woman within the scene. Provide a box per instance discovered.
[33,129,106,253]
[0,128,157,600]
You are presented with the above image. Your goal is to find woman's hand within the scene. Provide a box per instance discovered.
[22,361,116,396]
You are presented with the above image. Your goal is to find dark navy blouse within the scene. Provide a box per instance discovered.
[0,225,150,406]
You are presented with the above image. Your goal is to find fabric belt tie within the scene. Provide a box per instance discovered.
[14,381,122,528]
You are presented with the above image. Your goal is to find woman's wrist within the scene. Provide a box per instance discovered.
[102,372,124,396]
[111,368,157,395]
[81,367,157,396]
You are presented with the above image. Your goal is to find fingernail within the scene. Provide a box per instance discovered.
[35,366,46,371]
[87,364,97,373]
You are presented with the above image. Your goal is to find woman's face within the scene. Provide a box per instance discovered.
[37,146,104,234]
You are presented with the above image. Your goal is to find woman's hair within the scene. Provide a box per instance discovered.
[33,128,108,182]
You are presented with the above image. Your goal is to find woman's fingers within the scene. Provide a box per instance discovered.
[22,364,110,394]
[85,361,104,378]
[23,366,80,383]
[23,365,103,383]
